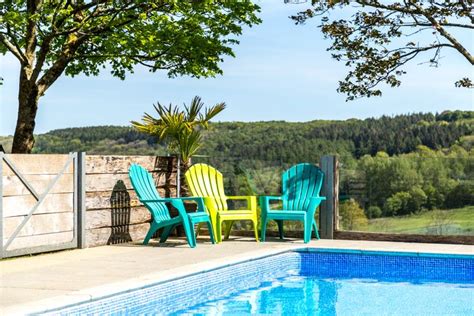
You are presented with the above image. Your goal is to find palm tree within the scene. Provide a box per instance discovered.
[132,96,225,195]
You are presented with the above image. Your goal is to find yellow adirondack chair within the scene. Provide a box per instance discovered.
[185,163,258,243]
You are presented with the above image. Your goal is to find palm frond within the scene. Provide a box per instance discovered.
[177,129,202,162]
[184,96,204,122]
[198,102,226,128]
[132,95,225,162]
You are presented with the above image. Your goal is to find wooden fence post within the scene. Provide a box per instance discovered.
[319,155,339,239]
[77,152,87,248]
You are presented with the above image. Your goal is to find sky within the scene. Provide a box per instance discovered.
[0,1,472,135]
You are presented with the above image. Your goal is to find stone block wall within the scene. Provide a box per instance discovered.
[84,155,178,247]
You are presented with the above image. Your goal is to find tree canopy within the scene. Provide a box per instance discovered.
[292,0,473,100]
[0,1,260,152]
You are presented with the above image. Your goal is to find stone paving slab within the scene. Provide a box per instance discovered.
[1,238,473,315]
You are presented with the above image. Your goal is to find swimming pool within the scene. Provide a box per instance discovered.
[41,248,473,315]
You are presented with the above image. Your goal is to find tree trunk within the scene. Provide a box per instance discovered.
[11,67,40,153]
[174,157,191,237]
[180,158,191,197]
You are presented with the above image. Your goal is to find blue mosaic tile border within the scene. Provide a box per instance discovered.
[40,252,301,315]
[298,251,474,282]
[39,249,474,315]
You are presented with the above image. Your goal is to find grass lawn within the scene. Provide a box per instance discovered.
[363,206,474,235]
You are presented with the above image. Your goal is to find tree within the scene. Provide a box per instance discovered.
[445,181,474,208]
[132,96,225,162]
[384,191,411,216]
[407,186,428,212]
[0,1,260,153]
[339,198,368,230]
[131,96,225,195]
[292,0,473,100]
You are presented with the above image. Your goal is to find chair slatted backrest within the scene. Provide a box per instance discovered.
[282,163,324,211]
[129,164,171,222]
[185,163,228,211]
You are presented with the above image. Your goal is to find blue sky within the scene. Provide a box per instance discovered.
[0,2,472,135]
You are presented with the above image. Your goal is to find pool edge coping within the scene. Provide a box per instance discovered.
[8,244,473,315]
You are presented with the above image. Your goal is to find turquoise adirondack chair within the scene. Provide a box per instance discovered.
[129,164,215,248]
[260,163,326,243]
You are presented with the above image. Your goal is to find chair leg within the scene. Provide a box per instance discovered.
[216,218,223,243]
[260,214,268,242]
[313,220,320,240]
[159,224,175,243]
[210,211,219,244]
[303,218,311,243]
[224,220,234,240]
[195,222,202,237]
[252,219,259,242]
[182,218,196,248]
[143,223,159,245]
[206,220,216,244]
[190,219,203,246]
[277,220,284,239]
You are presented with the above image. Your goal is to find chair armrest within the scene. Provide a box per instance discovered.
[308,196,326,213]
[227,196,257,211]
[259,195,283,213]
[177,197,206,213]
[140,198,177,203]
[260,196,283,202]
[142,197,208,214]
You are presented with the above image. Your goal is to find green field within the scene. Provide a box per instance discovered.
[362,206,474,235]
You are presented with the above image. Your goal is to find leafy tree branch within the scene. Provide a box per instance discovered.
[0,0,260,153]
[292,0,473,100]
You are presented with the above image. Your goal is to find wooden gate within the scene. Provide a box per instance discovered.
[0,153,80,258]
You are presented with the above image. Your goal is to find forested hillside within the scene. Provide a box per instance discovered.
[1,110,472,235]
[1,111,472,162]
[201,111,473,162]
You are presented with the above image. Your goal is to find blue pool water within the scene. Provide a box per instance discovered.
[43,249,474,315]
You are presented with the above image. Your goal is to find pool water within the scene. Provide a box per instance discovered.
[43,249,473,316]
[176,275,473,315]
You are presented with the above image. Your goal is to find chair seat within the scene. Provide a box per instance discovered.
[266,210,306,220]
[218,210,255,218]
[188,212,211,223]
[157,216,182,226]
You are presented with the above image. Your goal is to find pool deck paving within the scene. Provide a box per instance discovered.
[1,237,473,315]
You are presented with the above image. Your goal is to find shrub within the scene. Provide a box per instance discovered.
[366,206,382,219]
[407,186,427,213]
[445,182,474,208]
[384,192,411,216]
[339,199,368,231]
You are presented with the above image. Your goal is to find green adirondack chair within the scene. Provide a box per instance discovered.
[185,163,259,243]
[129,164,215,248]
[260,163,326,243]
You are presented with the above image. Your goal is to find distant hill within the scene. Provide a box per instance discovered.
[1,111,472,163]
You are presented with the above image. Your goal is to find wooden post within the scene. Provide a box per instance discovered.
[319,155,339,239]
[176,155,181,198]
[77,152,87,248]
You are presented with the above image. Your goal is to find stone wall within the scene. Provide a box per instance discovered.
[84,155,178,247]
